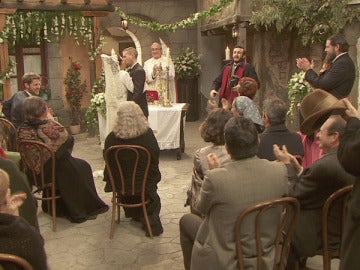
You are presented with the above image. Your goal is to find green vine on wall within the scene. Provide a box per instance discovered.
[250,0,360,46]
[0,11,104,61]
[115,0,234,32]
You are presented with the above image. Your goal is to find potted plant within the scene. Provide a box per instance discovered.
[174,47,201,80]
[64,58,87,134]
[287,71,312,123]
[85,73,105,135]
[174,48,201,121]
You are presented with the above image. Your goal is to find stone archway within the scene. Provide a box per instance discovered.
[100,12,171,65]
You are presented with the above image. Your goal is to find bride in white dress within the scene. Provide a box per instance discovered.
[101,51,134,136]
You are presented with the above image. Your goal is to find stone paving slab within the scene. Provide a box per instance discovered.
[39,121,339,270]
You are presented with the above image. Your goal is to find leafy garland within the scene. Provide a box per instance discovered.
[250,0,360,46]
[115,0,234,32]
[0,11,104,61]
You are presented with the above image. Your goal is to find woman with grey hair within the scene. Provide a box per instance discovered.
[103,101,163,236]
[17,96,108,223]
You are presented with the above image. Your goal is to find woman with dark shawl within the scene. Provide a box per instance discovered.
[17,96,108,223]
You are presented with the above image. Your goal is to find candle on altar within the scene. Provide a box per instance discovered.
[225,45,231,60]
[166,48,170,66]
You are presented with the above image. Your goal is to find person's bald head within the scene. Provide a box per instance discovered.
[151,42,163,59]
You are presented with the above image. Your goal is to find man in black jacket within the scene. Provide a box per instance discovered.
[258,98,303,161]
[337,99,360,270]
[122,47,148,117]
[296,33,355,99]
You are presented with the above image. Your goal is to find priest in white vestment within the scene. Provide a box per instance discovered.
[144,42,177,103]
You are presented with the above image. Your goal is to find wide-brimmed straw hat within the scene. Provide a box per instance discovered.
[300,89,346,135]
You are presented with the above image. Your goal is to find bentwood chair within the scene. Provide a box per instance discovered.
[236,197,300,270]
[18,139,60,232]
[0,253,33,270]
[0,117,17,151]
[104,145,153,239]
[321,185,353,270]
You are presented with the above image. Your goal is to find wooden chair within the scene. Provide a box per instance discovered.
[0,118,17,151]
[104,145,153,239]
[321,185,353,270]
[17,139,60,232]
[236,197,300,270]
[0,253,33,270]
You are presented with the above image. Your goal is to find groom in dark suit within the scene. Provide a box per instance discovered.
[122,47,148,117]
[296,33,355,99]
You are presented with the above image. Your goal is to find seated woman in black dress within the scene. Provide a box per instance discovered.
[17,96,108,223]
[103,101,163,236]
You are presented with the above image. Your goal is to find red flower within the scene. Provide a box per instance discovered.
[74,63,81,70]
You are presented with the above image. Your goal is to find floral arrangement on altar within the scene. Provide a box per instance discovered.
[85,73,105,131]
[287,71,312,122]
[174,48,201,79]
[64,58,87,125]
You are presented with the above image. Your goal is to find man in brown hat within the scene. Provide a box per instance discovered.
[274,114,355,269]
[296,33,355,99]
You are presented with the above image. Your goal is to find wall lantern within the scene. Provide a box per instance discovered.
[121,18,128,30]
[232,24,239,38]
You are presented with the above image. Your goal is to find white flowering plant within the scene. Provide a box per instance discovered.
[85,74,106,131]
[174,48,201,79]
[287,71,312,122]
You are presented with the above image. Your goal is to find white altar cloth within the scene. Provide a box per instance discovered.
[148,103,186,150]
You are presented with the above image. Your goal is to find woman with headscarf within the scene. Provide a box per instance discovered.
[17,96,108,223]
[231,96,264,133]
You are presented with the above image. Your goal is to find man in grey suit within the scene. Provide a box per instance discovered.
[180,116,288,270]
[275,115,355,269]
[10,72,41,127]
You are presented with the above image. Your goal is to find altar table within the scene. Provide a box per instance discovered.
[148,103,188,159]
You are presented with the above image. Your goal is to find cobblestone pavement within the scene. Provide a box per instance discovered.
[39,120,338,270]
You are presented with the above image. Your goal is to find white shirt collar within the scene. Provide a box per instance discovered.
[332,52,347,63]
[24,90,32,96]
[130,62,137,69]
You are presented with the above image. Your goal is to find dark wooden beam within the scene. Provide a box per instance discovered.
[0,3,114,12]
[201,15,250,34]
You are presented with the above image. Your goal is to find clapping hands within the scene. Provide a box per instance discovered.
[207,153,220,170]
[0,190,27,216]
[273,144,302,174]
